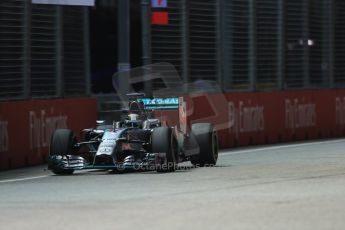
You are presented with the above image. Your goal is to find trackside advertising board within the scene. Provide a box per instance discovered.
[31,0,95,6]
[182,89,345,148]
[151,0,168,8]
[2,90,345,170]
[0,97,96,171]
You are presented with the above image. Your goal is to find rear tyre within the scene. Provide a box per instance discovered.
[191,123,218,167]
[49,129,77,175]
[152,127,178,173]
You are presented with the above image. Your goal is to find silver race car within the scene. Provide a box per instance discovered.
[48,93,218,175]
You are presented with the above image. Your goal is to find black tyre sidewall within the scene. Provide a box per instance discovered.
[49,129,76,175]
[192,123,218,166]
[50,129,77,156]
[151,127,177,172]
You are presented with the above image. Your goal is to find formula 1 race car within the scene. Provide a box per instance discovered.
[48,93,218,175]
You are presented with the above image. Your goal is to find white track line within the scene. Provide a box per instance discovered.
[221,139,345,156]
[0,175,49,184]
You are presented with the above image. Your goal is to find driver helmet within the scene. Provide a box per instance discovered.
[128,113,140,121]
[125,113,141,128]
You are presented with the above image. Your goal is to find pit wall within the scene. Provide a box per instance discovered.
[0,97,97,171]
[179,89,345,149]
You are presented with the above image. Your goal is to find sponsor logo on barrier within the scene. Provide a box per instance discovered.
[228,101,265,137]
[0,120,9,153]
[336,97,345,126]
[29,110,68,150]
[285,99,316,130]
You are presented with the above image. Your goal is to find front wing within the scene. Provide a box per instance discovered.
[48,153,168,172]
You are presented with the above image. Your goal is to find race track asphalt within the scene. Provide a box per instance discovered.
[1,139,345,230]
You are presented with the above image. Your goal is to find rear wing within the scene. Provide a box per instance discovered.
[138,97,179,110]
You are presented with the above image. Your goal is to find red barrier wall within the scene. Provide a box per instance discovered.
[0,97,97,170]
[2,90,343,170]
[183,89,345,148]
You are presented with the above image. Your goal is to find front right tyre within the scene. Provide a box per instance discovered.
[49,129,77,175]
